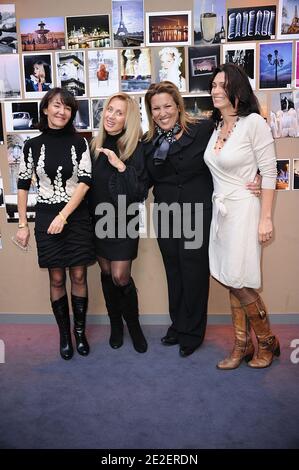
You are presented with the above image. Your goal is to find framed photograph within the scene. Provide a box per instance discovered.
[222,43,256,89]
[276,159,290,190]
[145,11,191,46]
[5,193,36,223]
[188,45,220,94]
[0,54,21,99]
[277,0,299,39]
[296,41,299,88]
[112,0,144,47]
[270,91,299,138]
[4,101,39,132]
[88,49,119,97]
[74,99,90,130]
[227,5,276,42]
[91,98,105,130]
[259,41,293,89]
[0,3,17,53]
[66,15,110,49]
[194,0,226,45]
[120,48,151,93]
[293,159,299,189]
[183,95,213,119]
[56,51,86,96]
[6,132,40,195]
[151,46,186,91]
[22,52,54,99]
[20,17,65,51]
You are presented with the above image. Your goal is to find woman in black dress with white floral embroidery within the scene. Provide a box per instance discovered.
[16,88,95,360]
[89,92,148,353]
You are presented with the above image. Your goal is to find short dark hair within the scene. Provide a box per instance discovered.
[38,87,78,132]
[209,63,260,127]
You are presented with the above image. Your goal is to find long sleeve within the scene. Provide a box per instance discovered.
[248,114,277,189]
[108,142,149,205]
[17,141,34,190]
[77,137,92,186]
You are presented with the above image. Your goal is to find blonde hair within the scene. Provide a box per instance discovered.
[144,81,198,142]
[91,92,142,161]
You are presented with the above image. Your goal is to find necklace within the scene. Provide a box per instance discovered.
[214,117,240,152]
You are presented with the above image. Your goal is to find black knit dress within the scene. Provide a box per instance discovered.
[89,133,148,260]
[17,128,95,268]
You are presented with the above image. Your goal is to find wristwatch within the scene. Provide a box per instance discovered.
[18,223,28,229]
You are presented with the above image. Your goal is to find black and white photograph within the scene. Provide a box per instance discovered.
[259,41,293,89]
[227,5,276,42]
[56,51,86,96]
[151,46,186,91]
[223,43,256,89]
[293,159,299,189]
[277,0,299,40]
[183,95,213,119]
[6,133,39,194]
[66,15,110,49]
[188,45,220,94]
[0,54,21,99]
[4,101,39,132]
[20,17,65,51]
[5,193,36,223]
[276,159,290,190]
[120,48,151,93]
[22,52,54,99]
[146,11,191,46]
[91,98,105,130]
[0,3,17,53]
[112,0,144,47]
[74,99,90,130]
[270,91,299,138]
[88,49,119,97]
[194,0,226,45]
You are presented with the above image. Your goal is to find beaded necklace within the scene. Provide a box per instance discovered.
[214,116,240,153]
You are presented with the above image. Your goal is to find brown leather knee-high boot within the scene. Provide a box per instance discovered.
[243,296,280,368]
[217,293,254,370]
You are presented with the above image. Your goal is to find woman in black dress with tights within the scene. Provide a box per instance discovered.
[89,93,148,353]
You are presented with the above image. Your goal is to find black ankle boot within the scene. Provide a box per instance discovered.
[51,295,73,360]
[101,274,124,349]
[120,278,147,353]
[71,295,90,356]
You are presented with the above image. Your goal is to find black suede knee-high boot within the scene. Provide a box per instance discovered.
[51,294,73,360]
[71,295,90,356]
[120,278,147,353]
[101,274,124,349]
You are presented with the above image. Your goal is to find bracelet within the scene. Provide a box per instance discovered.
[58,211,68,225]
[18,222,28,229]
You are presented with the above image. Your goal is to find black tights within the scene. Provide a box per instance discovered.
[97,256,132,286]
[48,266,87,302]
[229,287,259,306]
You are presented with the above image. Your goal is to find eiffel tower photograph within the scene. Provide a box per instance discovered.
[112,0,144,47]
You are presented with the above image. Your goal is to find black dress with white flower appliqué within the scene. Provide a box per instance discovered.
[18,127,95,268]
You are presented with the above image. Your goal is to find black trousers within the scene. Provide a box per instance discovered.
[156,207,212,348]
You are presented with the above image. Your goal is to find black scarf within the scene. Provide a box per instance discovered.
[152,123,182,166]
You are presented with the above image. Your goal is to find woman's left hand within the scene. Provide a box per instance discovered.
[258,217,273,243]
[97,147,126,172]
[246,174,262,197]
[47,215,66,235]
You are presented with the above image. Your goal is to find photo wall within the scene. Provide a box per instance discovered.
[0,0,299,239]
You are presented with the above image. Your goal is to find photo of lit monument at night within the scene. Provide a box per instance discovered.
[146,11,191,46]
[66,15,110,49]
[20,17,65,51]
[112,0,144,47]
